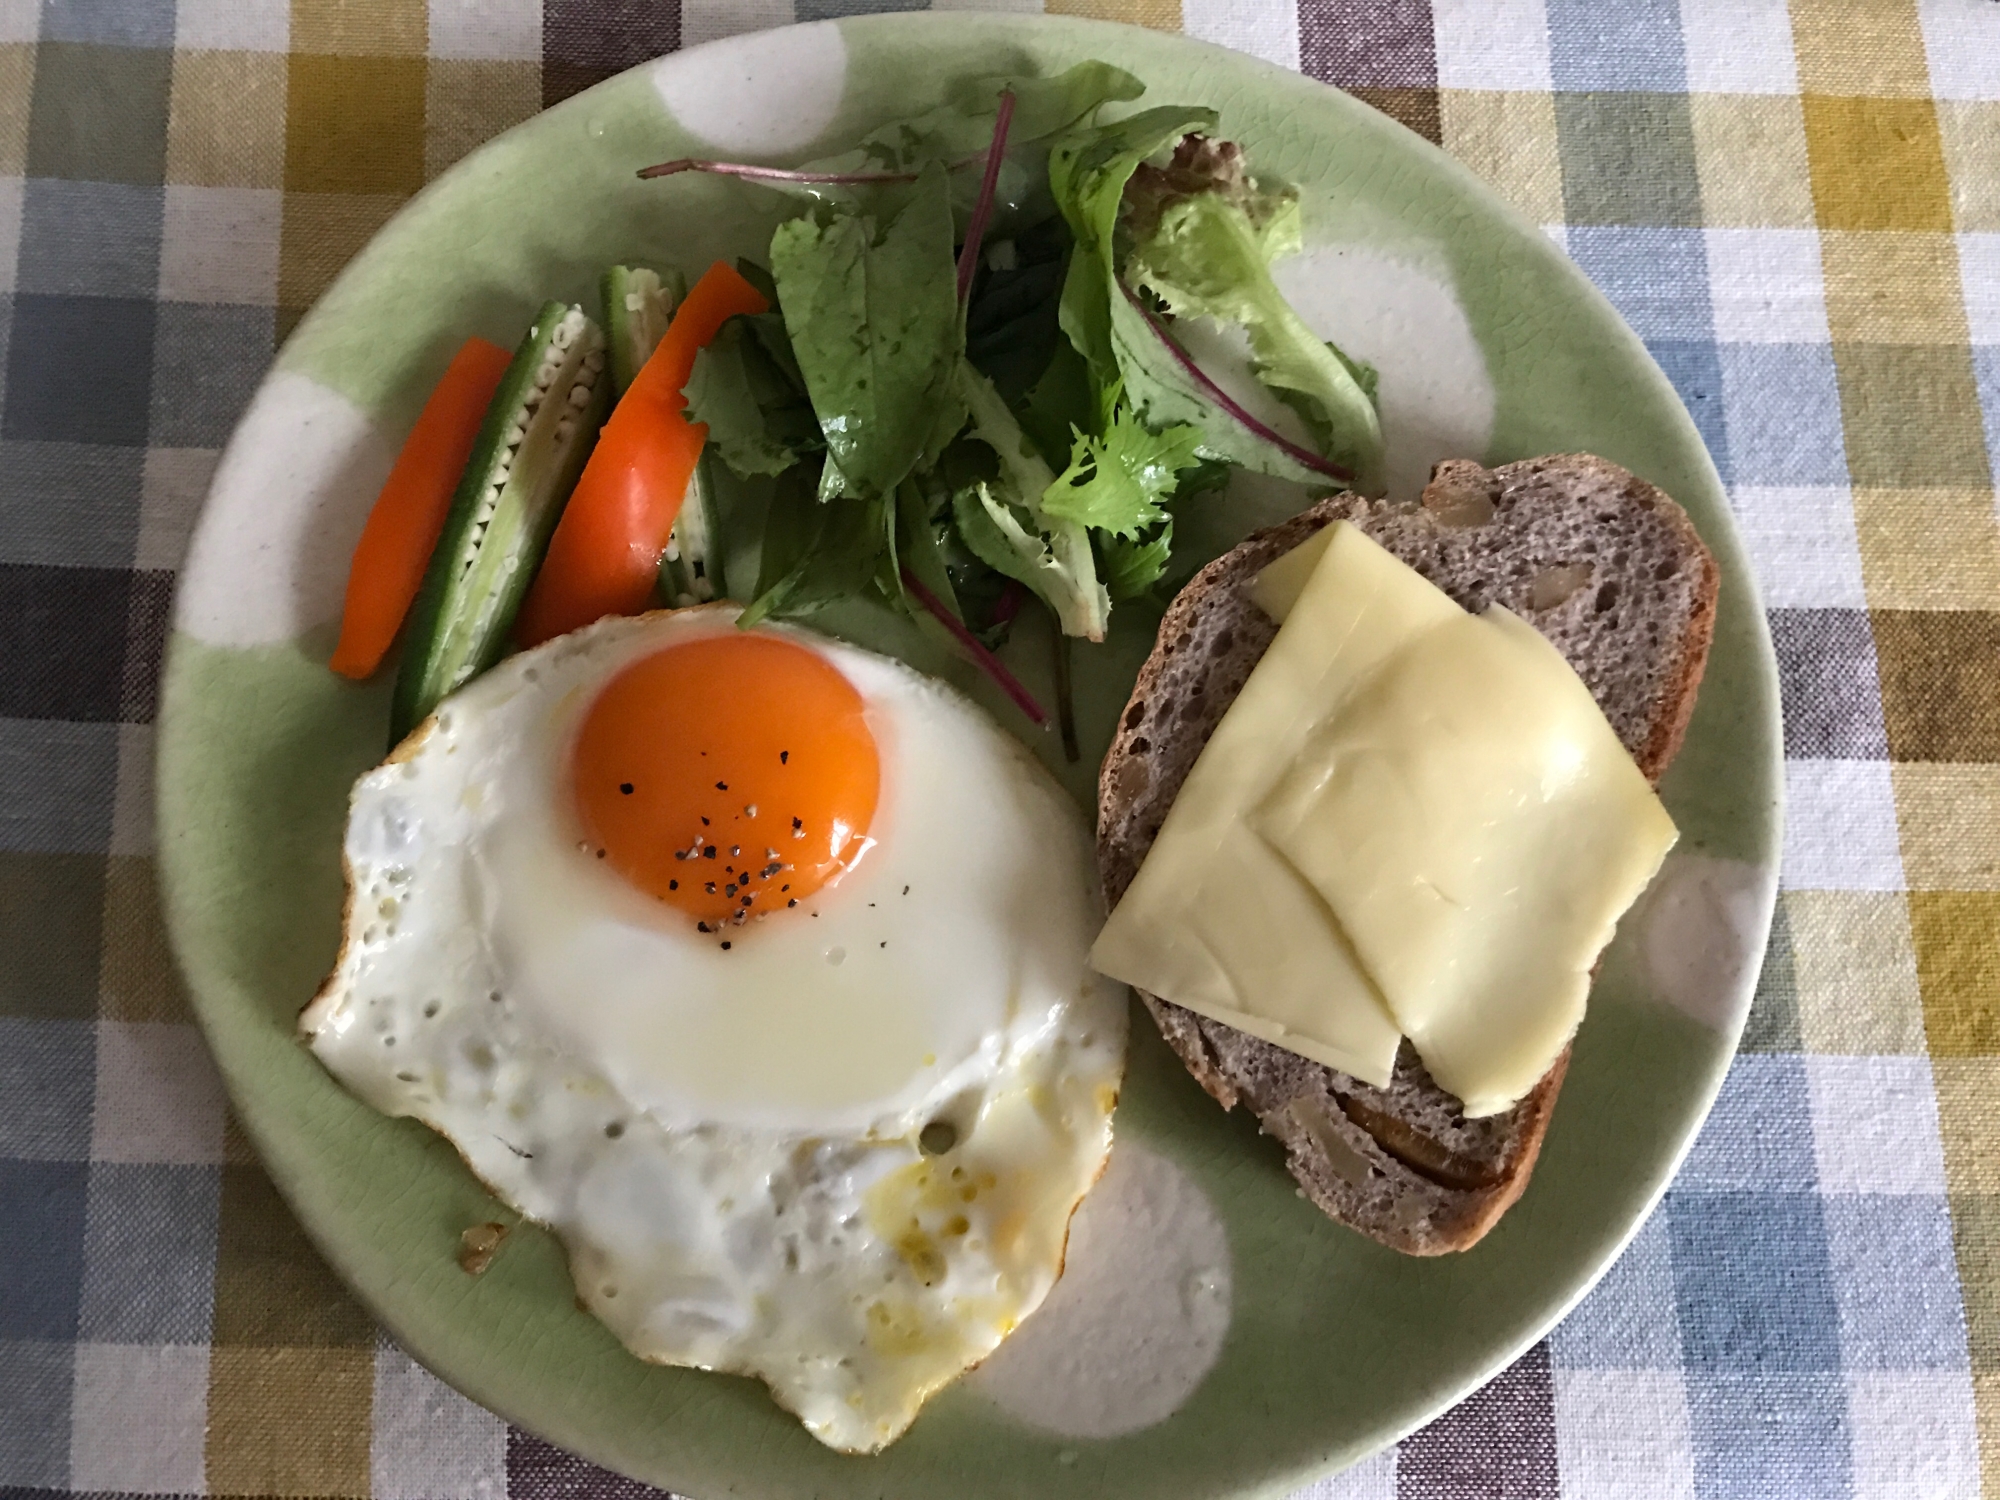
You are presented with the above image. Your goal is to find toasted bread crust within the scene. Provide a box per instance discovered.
[1097,456,1718,1253]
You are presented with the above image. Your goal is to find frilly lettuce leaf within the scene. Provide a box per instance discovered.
[1041,401,1204,539]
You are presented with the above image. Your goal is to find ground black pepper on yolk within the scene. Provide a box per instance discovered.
[571,632,881,935]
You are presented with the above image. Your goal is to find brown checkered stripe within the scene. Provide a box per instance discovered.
[1784,1,2000,1493]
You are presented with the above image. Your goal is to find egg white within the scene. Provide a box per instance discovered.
[302,607,1126,1452]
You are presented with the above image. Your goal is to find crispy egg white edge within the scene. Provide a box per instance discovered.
[298,606,1130,1452]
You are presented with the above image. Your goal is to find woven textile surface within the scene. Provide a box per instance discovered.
[1,0,1996,1495]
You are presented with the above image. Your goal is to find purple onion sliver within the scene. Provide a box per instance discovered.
[901,567,1050,727]
[955,89,1017,305]
[1117,282,1353,484]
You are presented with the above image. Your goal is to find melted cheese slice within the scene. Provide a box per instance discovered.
[1091,521,1678,1115]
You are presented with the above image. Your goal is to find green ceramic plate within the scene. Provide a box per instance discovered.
[158,15,1781,1498]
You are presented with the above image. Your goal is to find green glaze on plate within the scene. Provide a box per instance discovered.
[157,16,1781,1497]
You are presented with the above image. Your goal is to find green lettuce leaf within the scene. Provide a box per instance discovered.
[683,313,821,477]
[739,465,890,627]
[1100,519,1174,602]
[1041,402,1204,538]
[953,359,1109,641]
[1047,104,1217,396]
[769,160,964,498]
[1124,137,1383,490]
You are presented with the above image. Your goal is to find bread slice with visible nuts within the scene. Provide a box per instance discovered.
[1096,455,1719,1253]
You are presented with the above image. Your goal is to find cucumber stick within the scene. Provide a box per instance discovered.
[601,265,684,395]
[391,301,610,741]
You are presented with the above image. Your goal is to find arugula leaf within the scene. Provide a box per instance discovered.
[1042,402,1204,538]
[770,160,965,498]
[740,465,889,626]
[1101,519,1174,602]
[1125,137,1383,490]
[683,314,822,477]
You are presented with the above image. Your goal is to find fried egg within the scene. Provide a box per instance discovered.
[301,607,1125,1452]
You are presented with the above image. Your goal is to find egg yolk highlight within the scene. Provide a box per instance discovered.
[572,632,881,927]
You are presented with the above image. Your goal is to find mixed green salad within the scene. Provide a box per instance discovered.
[677,64,1380,711]
[335,62,1384,753]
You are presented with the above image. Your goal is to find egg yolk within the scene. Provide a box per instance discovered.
[572,632,880,928]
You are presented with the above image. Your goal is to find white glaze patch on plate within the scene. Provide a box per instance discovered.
[175,372,393,648]
[1272,248,1495,503]
[650,22,846,155]
[1634,852,1777,1032]
[967,1141,1231,1438]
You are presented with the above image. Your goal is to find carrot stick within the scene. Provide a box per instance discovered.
[514,261,769,646]
[330,337,513,679]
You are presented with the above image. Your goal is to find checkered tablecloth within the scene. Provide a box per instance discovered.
[1,0,1996,1495]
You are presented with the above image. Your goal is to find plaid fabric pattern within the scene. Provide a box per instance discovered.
[0,0,1994,1495]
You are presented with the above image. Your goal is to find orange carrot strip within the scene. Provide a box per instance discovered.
[329,337,513,679]
[514,261,769,646]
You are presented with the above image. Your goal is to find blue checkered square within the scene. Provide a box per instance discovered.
[0,721,120,854]
[147,302,276,448]
[1,294,154,447]
[78,1164,220,1344]
[0,1160,89,1340]
[1718,343,1850,485]
[1687,1371,1852,1500]
[15,181,163,300]
[40,0,177,48]
[1550,1209,1684,1369]
[1974,345,1999,478]
[1546,0,1688,93]
[1646,339,1733,484]
[1826,1196,1972,1370]
[1566,227,1714,342]
[0,1339,73,1488]
[1677,1054,1819,1192]
[1670,1191,1843,1371]
[0,1018,94,1161]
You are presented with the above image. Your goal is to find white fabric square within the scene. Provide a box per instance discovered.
[1553,1368,1696,1500]
[1705,229,1830,345]
[1807,1055,1948,1196]
[0,0,40,44]
[1962,233,2000,346]
[373,1340,509,1500]
[1433,0,1552,92]
[1543,224,1570,257]
[1782,760,1907,893]
[175,0,290,51]
[1181,0,1300,72]
[1848,1371,1981,1499]
[1677,0,1799,94]
[1287,1448,1396,1500]
[69,1343,210,1494]
[1728,485,1868,610]
[158,186,281,306]
[428,0,542,61]
[1920,0,2000,100]
[90,1021,227,1166]
[0,177,22,297]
